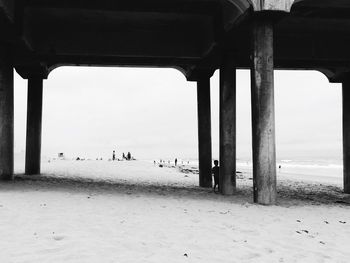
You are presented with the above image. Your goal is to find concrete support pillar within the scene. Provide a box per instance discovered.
[219,55,236,195]
[0,48,14,180]
[197,75,212,187]
[343,79,350,194]
[250,20,277,205]
[25,78,43,175]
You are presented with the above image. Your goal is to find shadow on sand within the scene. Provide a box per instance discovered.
[0,173,349,207]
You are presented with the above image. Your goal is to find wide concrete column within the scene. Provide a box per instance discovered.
[343,78,350,194]
[250,20,277,205]
[219,55,236,195]
[25,78,43,175]
[197,75,212,187]
[0,48,14,180]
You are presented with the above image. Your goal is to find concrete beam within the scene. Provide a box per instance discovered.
[219,54,236,195]
[24,0,218,14]
[197,74,212,188]
[293,0,350,9]
[0,47,14,180]
[25,77,43,175]
[15,65,48,80]
[29,27,205,60]
[250,20,277,205]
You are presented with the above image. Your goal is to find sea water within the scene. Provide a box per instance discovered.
[148,157,343,185]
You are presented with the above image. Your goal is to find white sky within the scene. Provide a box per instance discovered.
[13,67,342,161]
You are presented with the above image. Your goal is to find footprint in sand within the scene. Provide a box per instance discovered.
[241,252,261,260]
[53,235,65,241]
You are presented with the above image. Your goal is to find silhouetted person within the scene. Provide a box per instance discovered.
[175,158,178,166]
[112,150,115,161]
[127,152,131,160]
[212,160,220,192]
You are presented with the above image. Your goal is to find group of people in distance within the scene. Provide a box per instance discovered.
[156,158,180,166]
[112,150,133,161]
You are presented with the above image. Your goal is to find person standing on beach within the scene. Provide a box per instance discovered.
[112,150,115,161]
[175,158,178,166]
[212,160,220,192]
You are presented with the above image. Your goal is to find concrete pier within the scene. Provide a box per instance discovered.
[197,75,212,188]
[343,79,350,194]
[250,20,277,205]
[219,55,236,195]
[25,78,43,175]
[0,49,14,180]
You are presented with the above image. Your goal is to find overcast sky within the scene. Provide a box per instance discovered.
[13,67,342,161]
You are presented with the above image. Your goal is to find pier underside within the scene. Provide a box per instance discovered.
[0,0,346,79]
[1,0,350,204]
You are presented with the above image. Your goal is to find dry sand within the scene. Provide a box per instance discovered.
[0,160,349,262]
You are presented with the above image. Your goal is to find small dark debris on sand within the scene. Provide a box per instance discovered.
[180,168,199,174]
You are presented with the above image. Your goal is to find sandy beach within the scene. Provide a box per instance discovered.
[0,159,349,262]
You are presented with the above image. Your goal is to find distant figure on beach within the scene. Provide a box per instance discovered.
[278,165,282,171]
[127,152,131,160]
[112,150,115,161]
[212,160,220,192]
[175,158,178,166]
